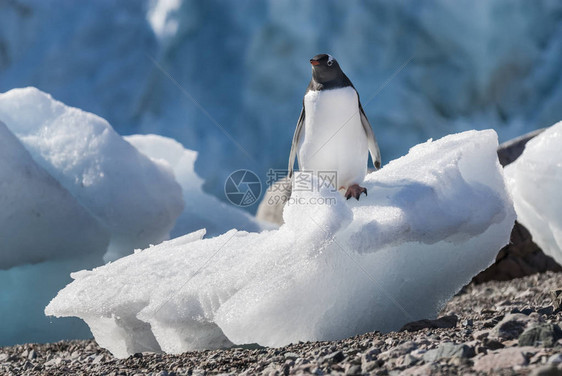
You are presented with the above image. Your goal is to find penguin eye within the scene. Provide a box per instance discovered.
[327,60,333,67]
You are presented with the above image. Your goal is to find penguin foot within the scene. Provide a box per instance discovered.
[345,184,367,200]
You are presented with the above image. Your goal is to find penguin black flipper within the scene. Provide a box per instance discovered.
[288,105,305,178]
[359,102,382,170]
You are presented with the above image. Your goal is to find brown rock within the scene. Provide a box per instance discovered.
[473,346,537,372]
[496,128,545,167]
[473,128,562,284]
[473,222,562,284]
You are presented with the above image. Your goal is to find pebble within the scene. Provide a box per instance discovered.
[473,347,536,372]
[1,272,562,375]
[488,313,536,340]
[519,324,562,347]
[28,349,37,360]
[422,342,474,363]
[323,350,345,364]
[283,352,299,360]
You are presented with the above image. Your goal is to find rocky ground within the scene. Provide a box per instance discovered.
[3,272,562,375]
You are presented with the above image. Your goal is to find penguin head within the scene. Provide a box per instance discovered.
[310,54,342,84]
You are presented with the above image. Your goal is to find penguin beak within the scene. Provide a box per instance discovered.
[310,60,320,66]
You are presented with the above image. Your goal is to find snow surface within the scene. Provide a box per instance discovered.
[0,120,109,269]
[46,129,515,358]
[2,1,562,201]
[505,121,562,264]
[0,87,184,261]
[124,134,266,238]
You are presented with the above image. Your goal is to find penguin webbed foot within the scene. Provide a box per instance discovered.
[345,184,367,200]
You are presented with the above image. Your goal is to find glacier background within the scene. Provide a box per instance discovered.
[2,0,562,203]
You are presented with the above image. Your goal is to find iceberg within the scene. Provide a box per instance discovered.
[46,129,515,358]
[504,121,562,264]
[0,120,109,269]
[0,87,184,261]
[0,87,270,346]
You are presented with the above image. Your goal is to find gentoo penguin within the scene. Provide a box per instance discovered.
[288,53,381,200]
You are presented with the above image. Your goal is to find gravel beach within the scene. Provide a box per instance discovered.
[2,271,562,375]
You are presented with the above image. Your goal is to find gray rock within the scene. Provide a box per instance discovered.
[552,289,562,310]
[44,357,62,367]
[283,352,299,360]
[537,306,555,315]
[323,350,345,364]
[530,364,562,376]
[361,360,381,373]
[519,324,562,347]
[472,330,489,340]
[361,347,381,363]
[519,307,535,315]
[483,339,505,350]
[388,341,418,357]
[422,342,474,363]
[403,354,420,367]
[400,315,458,332]
[549,354,562,364]
[345,364,362,375]
[489,313,536,340]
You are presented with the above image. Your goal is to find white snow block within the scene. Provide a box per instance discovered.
[46,129,515,358]
[0,87,184,260]
[0,121,109,269]
[505,121,562,264]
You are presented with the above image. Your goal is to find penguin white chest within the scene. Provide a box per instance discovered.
[298,87,368,188]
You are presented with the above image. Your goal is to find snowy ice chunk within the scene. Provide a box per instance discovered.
[0,121,109,269]
[46,129,515,358]
[504,121,562,263]
[0,87,184,260]
[124,134,266,238]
